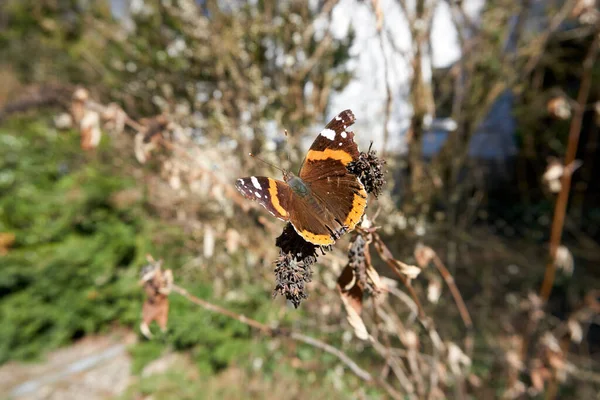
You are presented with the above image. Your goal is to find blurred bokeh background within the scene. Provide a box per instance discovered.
[1,0,599,399]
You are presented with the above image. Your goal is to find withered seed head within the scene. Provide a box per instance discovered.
[275,223,320,266]
[347,148,386,197]
[273,223,348,307]
[273,252,313,308]
[347,234,376,296]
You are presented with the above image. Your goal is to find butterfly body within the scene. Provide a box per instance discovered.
[236,110,367,246]
[285,173,310,197]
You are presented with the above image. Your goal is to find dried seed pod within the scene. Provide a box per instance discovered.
[346,146,386,197]
[272,252,313,308]
[272,223,348,307]
[275,223,321,267]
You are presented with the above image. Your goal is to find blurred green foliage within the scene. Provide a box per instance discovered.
[0,117,153,361]
[0,117,367,395]
[0,117,279,370]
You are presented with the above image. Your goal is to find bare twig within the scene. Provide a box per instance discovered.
[540,29,599,302]
[372,232,426,318]
[169,284,395,392]
[371,335,416,397]
[431,253,474,354]
[290,332,372,382]
[172,284,272,333]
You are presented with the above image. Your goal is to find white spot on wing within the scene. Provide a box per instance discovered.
[335,115,341,121]
[255,191,262,198]
[251,176,262,189]
[341,132,347,138]
[320,128,336,140]
[339,142,343,146]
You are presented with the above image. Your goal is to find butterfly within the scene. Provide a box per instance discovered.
[235,110,367,245]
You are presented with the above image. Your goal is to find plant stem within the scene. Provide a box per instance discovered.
[540,31,599,302]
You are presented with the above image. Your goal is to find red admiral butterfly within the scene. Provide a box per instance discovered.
[236,110,367,245]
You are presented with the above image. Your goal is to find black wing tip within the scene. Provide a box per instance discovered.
[340,109,355,122]
[337,109,356,126]
[234,178,244,190]
[235,178,252,198]
[325,109,356,131]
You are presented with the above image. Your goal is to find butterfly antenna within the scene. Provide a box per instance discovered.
[283,129,292,167]
[248,153,285,174]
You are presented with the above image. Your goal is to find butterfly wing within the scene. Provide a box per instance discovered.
[285,191,343,245]
[237,175,339,245]
[297,110,368,235]
[299,109,360,178]
[236,110,367,246]
[235,176,291,221]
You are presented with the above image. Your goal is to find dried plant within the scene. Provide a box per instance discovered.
[139,256,173,339]
[0,232,15,256]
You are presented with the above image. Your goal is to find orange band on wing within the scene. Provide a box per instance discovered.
[306,149,353,165]
[268,178,288,217]
[344,187,368,229]
[299,230,334,245]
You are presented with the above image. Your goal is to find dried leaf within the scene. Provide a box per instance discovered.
[541,332,561,352]
[71,87,88,125]
[568,318,583,344]
[529,359,549,393]
[504,381,526,399]
[203,226,215,258]
[396,261,421,280]
[374,235,421,280]
[140,261,173,339]
[414,243,435,268]
[101,102,126,134]
[337,265,368,340]
[467,373,482,388]
[134,132,156,163]
[427,279,442,304]
[572,0,599,24]
[365,263,385,293]
[506,350,523,371]
[543,159,564,182]
[554,245,574,276]
[54,112,73,129]
[0,232,16,255]
[225,228,240,254]
[543,159,583,193]
[547,96,571,120]
[404,330,419,349]
[447,342,471,375]
[80,109,102,150]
